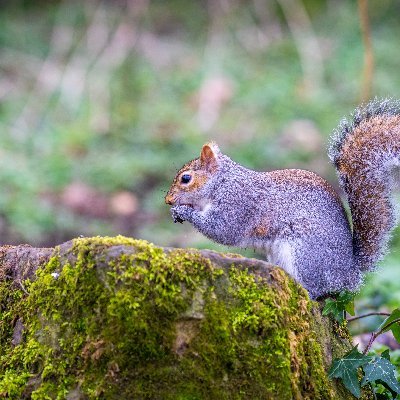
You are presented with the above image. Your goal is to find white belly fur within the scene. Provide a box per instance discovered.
[245,238,298,280]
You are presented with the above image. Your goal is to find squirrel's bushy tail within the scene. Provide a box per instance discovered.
[328,98,400,272]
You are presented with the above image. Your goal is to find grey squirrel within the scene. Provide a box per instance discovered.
[165,99,400,299]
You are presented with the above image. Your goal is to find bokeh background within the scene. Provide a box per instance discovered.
[1,0,400,331]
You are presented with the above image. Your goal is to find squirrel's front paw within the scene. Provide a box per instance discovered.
[171,208,184,224]
[171,205,193,224]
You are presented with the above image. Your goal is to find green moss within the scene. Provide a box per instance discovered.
[0,236,353,399]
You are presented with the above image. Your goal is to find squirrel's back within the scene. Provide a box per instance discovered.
[329,98,400,272]
[166,99,400,298]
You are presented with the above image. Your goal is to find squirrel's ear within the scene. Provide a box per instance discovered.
[200,142,220,171]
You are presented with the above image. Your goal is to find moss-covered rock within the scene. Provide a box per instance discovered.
[0,236,359,399]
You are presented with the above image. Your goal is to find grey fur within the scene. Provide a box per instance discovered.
[168,99,400,299]
[170,156,357,299]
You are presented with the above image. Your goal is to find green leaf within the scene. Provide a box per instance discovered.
[361,356,400,395]
[375,379,398,399]
[322,291,355,322]
[379,309,400,331]
[329,346,372,398]
[339,291,356,316]
[392,324,400,343]
[345,300,355,316]
[375,392,392,400]
[379,308,400,343]
[322,298,344,322]
[381,349,391,361]
[374,351,398,398]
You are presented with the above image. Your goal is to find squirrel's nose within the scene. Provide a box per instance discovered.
[165,193,174,205]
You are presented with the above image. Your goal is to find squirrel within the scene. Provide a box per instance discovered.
[165,98,400,299]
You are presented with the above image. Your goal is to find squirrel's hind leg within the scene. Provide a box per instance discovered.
[252,238,300,283]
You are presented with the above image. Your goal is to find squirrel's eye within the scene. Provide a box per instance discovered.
[181,174,192,184]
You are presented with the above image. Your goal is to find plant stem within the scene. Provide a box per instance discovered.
[347,312,391,322]
[363,317,400,354]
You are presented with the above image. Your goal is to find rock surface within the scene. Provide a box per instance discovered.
[0,236,360,399]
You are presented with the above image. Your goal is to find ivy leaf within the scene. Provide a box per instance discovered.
[323,298,344,322]
[378,308,400,343]
[375,379,399,399]
[322,291,355,322]
[373,352,397,399]
[329,346,372,398]
[361,356,400,395]
[341,292,356,316]
[381,349,391,361]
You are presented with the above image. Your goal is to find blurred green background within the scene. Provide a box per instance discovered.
[0,0,399,313]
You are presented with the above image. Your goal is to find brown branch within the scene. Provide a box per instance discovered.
[358,0,374,102]
[347,312,391,322]
[363,317,400,355]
